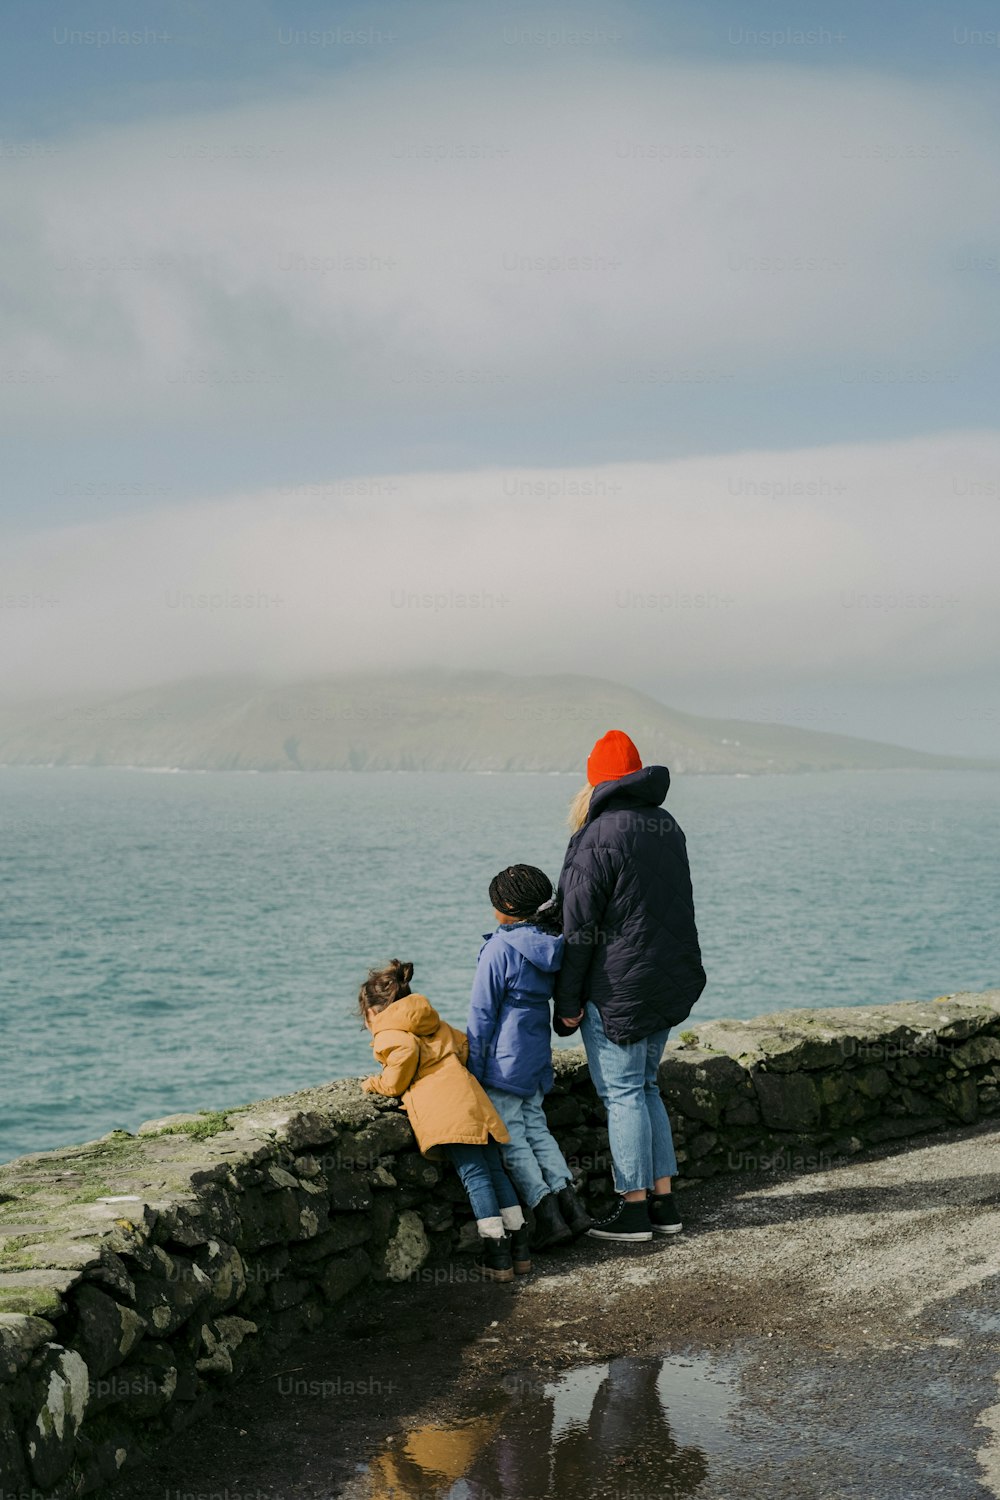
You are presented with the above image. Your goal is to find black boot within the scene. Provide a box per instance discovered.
[557,1184,594,1237]
[531,1192,573,1251]
[477,1233,514,1283]
[510,1223,532,1275]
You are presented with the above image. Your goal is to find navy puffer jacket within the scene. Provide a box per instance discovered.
[553,765,706,1044]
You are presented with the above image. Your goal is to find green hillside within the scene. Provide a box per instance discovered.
[0,671,994,774]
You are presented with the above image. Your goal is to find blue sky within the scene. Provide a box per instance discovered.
[7,0,1000,139]
[1,0,998,753]
[3,0,1000,515]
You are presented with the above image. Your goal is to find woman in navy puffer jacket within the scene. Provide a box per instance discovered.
[554,730,706,1245]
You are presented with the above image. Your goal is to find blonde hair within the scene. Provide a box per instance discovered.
[568,782,594,833]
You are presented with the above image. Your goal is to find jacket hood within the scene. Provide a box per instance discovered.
[589,764,670,820]
[494,923,565,972]
[369,993,440,1037]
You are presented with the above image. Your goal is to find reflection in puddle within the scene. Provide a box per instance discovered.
[359,1413,504,1499]
[349,1353,737,1498]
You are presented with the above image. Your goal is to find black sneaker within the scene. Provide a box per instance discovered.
[587,1198,653,1243]
[648,1191,683,1236]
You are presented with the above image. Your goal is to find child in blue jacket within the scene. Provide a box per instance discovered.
[466,864,593,1249]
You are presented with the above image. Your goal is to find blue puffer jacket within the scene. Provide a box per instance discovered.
[554,765,706,1044]
[466,923,565,1097]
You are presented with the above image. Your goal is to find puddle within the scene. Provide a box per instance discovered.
[343,1353,738,1498]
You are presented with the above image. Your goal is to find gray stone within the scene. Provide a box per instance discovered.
[293,1154,323,1178]
[193,1238,246,1313]
[133,1247,212,1336]
[687,1131,719,1161]
[68,1412,134,1490]
[26,1343,91,1488]
[394,1153,441,1188]
[0,1222,51,1242]
[240,1107,340,1150]
[897,1086,940,1117]
[319,1249,371,1305]
[752,1071,822,1131]
[367,1194,399,1251]
[0,1313,56,1383]
[950,1035,1000,1070]
[677,1018,847,1073]
[0,1390,28,1486]
[137,1113,207,1135]
[350,1112,415,1163]
[154,1190,240,1247]
[942,1077,979,1124]
[659,1050,746,1124]
[289,1216,372,1263]
[235,1185,304,1250]
[551,1047,590,1089]
[327,1170,374,1212]
[102,1341,182,1416]
[543,1094,586,1128]
[272,1293,324,1343]
[85,1196,157,1237]
[854,1066,891,1099]
[269,1277,309,1312]
[381,1211,430,1282]
[72,1284,145,1377]
[86,1248,137,1302]
[264,1164,301,1190]
[932,1008,1000,1041]
[723,1097,761,1126]
[819,1073,852,1105]
[0,1269,79,1320]
[420,1201,454,1234]
[196,1315,257,1376]
[13,1237,103,1273]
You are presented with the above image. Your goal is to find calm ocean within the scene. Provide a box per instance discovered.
[1,767,997,1164]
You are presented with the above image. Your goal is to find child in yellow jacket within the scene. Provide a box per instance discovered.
[360,958,528,1281]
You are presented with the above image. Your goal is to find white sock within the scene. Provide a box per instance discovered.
[477,1215,505,1240]
[500,1205,525,1232]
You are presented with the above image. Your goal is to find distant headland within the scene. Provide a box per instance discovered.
[0,670,995,775]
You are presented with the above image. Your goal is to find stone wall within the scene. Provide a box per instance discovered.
[1,988,998,1495]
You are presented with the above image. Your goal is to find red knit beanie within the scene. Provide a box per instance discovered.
[586,729,642,787]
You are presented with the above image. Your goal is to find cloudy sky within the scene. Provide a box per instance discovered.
[2,0,999,752]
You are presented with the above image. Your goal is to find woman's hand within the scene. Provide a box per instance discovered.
[561,1011,584,1030]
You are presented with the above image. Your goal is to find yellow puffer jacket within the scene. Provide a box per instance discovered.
[362,993,511,1155]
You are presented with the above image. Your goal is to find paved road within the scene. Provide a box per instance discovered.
[115,1119,1000,1500]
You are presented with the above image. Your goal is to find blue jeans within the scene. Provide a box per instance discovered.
[484,1085,573,1209]
[580,1002,677,1195]
[442,1142,521,1222]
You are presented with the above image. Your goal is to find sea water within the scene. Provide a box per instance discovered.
[1,768,997,1163]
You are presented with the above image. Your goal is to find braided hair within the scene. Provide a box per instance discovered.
[488,864,562,935]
